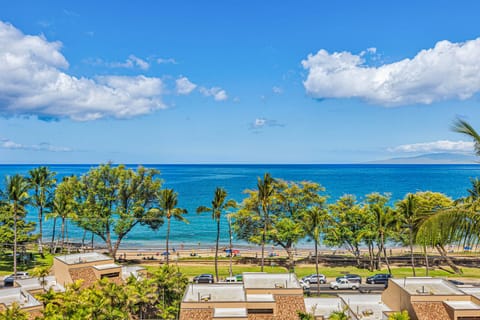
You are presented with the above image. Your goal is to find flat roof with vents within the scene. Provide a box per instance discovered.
[304,297,344,318]
[93,263,121,270]
[444,300,480,310]
[391,277,464,295]
[183,284,245,302]
[339,294,391,320]
[15,276,65,292]
[242,273,300,289]
[0,287,42,308]
[55,252,112,265]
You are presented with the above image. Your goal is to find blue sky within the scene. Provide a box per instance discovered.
[1,0,480,163]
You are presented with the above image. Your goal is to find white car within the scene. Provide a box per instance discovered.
[302,274,326,284]
[329,278,359,290]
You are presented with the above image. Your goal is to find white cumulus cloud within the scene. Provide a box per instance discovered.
[176,76,197,95]
[389,140,474,153]
[272,86,283,94]
[157,57,177,64]
[302,38,480,106]
[199,86,228,101]
[250,118,285,131]
[1,138,72,152]
[0,21,166,120]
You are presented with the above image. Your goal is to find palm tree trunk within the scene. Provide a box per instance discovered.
[409,227,416,276]
[368,243,374,271]
[61,218,65,252]
[383,246,392,275]
[166,217,171,265]
[435,244,462,274]
[381,233,392,274]
[261,226,266,272]
[38,207,44,258]
[65,220,69,253]
[315,240,320,296]
[215,219,220,282]
[82,229,87,248]
[424,244,429,276]
[228,216,233,278]
[13,204,18,279]
[51,217,57,253]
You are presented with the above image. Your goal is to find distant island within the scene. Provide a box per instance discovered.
[367,152,478,164]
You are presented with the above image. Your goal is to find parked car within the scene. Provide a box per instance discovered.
[225,274,243,283]
[302,274,326,284]
[3,272,30,287]
[193,274,214,284]
[448,279,465,286]
[366,274,392,285]
[299,279,310,290]
[330,278,359,290]
[338,274,362,284]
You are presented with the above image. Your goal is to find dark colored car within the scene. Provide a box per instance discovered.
[193,274,214,284]
[344,274,362,283]
[2,272,30,287]
[448,279,464,286]
[302,274,326,284]
[366,274,392,285]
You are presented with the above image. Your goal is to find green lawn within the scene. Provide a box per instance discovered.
[0,251,54,276]
[144,263,480,281]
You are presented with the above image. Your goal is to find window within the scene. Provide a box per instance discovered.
[101,272,120,278]
[247,309,273,314]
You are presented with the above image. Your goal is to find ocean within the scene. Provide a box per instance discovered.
[1,164,479,249]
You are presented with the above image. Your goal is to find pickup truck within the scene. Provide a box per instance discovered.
[329,278,359,290]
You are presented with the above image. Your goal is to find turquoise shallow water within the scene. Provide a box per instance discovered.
[1,164,479,249]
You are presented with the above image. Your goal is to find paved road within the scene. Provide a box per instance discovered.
[304,284,386,295]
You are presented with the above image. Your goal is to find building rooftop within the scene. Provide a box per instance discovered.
[444,300,480,310]
[93,263,121,270]
[246,294,275,302]
[122,266,145,280]
[242,273,300,289]
[15,276,65,292]
[304,297,343,318]
[183,284,245,302]
[460,286,480,299]
[0,287,42,308]
[55,252,112,265]
[213,308,247,318]
[339,294,391,320]
[391,277,464,296]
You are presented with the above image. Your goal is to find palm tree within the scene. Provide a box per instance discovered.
[329,308,350,320]
[158,189,188,265]
[304,205,329,295]
[412,118,480,274]
[257,173,275,272]
[47,177,77,253]
[388,310,410,320]
[4,174,30,279]
[0,302,29,320]
[197,187,236,282]
[28,166,56,257]
[396,194,420,276]
[367,193,395,273]
[32,266,51,291]
[452,118,480,155]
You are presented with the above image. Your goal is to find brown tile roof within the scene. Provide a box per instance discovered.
[69,267,97,289]
[179,308,213,320]
[275,295,305,320]
[412,302,451,320]
[248,315,274,320]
